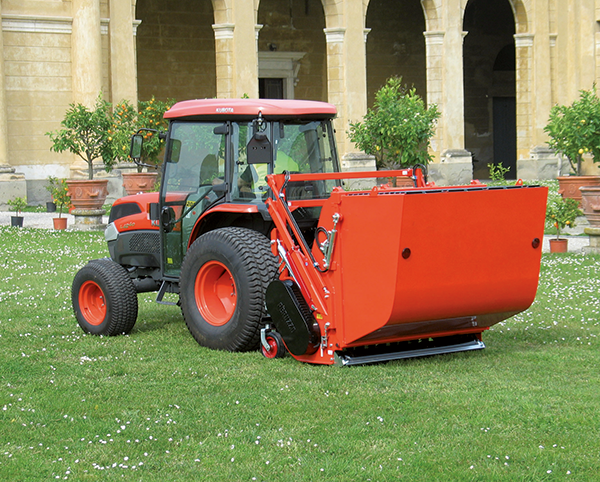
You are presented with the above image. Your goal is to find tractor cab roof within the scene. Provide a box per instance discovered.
[164,98,337,121]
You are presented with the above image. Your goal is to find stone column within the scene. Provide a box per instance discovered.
[323,0,369,161]
[423,31,444,163]
[109,0,138,104]
[72,0,103,107]
[517,0,561,180]
[515,33,533,163]
[213,23,235,98]
[426,0,472,186]
[70,0,103,178]
[0,0,9,167]
[324,27,348,156]
[212,0,259,99]
[441,28,467,152]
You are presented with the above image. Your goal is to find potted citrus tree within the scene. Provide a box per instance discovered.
[7,196,27,227]
[114,97,172,195]
[546,197,582,252]
[46,94,115,210]
[348,77,440,186]
[545,86,600,204]
[45,176,71,230]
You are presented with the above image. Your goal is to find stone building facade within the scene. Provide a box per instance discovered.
[1,0,599,203]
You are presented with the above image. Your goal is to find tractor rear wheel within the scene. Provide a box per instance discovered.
[72,258,138,336]
[180,227,277,351]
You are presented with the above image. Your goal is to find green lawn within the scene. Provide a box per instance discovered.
[1,226,598,481]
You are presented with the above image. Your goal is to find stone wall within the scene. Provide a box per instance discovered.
[365,0,427,105]
[3,14,74,180]
[136,0,217,102]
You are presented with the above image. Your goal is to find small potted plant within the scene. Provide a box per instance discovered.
[45,176,71,230]
[7,196,27,227]
[546,197,582,252]
[46,94,115,210]
[348,77,440,186]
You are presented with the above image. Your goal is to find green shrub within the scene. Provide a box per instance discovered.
[348,77,440,170]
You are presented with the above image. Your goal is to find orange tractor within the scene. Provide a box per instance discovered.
[72,99,548,365]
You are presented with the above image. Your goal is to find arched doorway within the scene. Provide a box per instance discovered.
[136,0,216,102]
[463,0,516,179]
[365,0,427,106]
[257,0,327,101]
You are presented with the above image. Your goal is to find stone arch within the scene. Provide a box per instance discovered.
[320,0,343,29]
[421,0,442,32]
[508,0,528,34]
[211,0,230,24]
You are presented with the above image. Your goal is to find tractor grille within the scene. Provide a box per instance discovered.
[129,232,160,254]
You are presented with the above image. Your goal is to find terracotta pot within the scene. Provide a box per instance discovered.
[394,176,416,188]
[66,179,109,210]
[53,217,67,230]
[557,175,600,204]
[549,238,568,253]
[579,186,600,227]
[122,172,158,195]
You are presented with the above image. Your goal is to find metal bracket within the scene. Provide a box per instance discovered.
[317,213,341,270]
[320,322,330,357]
[260,324,272,353]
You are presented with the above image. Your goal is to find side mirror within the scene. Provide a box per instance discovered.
[149,202,160,221]
[129,134,143,160]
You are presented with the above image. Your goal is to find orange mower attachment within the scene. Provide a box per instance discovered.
[263,170,548,365]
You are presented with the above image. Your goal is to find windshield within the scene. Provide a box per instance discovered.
[231,119,339,202]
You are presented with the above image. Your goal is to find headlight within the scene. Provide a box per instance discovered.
[105,222,119,242]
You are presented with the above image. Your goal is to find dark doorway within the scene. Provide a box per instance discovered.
[493,97,516,175]
[259,78,284,99]
[463,0,516,179]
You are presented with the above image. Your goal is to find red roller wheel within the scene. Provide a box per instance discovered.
[261,332,286,359]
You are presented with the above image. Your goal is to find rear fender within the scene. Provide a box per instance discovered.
[187,205,271,248]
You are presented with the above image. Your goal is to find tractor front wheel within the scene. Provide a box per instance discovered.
[72,258,138,335]
[180,227,277,352]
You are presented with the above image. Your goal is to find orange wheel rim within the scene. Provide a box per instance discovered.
[195,261,237,326]
[79,280,107,326]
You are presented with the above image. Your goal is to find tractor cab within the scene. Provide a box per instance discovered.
[127,99,341,279]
